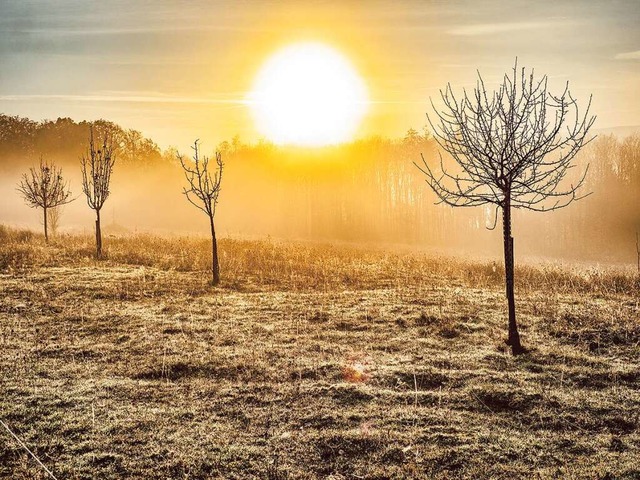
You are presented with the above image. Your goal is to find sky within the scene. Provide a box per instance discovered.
[0,0,639,148]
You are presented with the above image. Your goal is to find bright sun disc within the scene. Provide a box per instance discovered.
[248,43,368,146]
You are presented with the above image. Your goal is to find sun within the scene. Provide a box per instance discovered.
[248,43,369,146]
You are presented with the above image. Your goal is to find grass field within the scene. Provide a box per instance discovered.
[0,226,639,479]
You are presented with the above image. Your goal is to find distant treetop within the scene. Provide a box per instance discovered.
[0,114,165,169]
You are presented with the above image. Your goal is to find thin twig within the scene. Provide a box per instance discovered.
[0,418,58,480]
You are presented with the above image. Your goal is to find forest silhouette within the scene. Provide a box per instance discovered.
[1,114,639,263]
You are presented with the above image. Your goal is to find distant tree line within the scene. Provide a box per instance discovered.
[1,114,639,261]
[0,115,166,169]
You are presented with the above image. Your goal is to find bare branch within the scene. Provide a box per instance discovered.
[178,140,224,220]
[419,61,595,211]
[81,127,116,213]
[17,157,74,210]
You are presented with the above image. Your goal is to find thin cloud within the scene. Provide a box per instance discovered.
[0,94,249,105]
[0,25,265,36]
[0,93,396,106]
[448,21,558,36]
[614,50,640,60]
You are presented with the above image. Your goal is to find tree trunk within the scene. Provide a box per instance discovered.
[636,232,640,274]
[502,196,526,355]
[96,209,102,259]
[43,206,48,243]
[210,215,220,286]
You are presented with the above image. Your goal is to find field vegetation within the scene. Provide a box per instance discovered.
[1,226,638,479]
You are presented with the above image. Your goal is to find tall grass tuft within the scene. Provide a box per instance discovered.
[0,225,637,295]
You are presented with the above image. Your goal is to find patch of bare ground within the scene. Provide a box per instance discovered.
[0,229,638,478]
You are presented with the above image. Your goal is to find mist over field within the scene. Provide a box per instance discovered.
[2,115,639,264]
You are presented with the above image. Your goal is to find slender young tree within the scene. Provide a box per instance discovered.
[178,140,224,285]
[416,62,595,355]
[81,128,116,259]
[17,158,74,242]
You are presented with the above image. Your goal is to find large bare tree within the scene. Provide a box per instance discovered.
[81,128,116,259]
[178,140,224,285]
[17,158,74,242]
[416,62,595,355]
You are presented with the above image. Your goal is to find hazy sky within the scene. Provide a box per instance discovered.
[1,0,638,148]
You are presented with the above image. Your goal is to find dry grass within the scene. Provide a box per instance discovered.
[0,226,638,479]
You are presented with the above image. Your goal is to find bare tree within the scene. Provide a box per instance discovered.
[178,140,224,285]
[81,128,116,259]
[17,157,74,242]
[416,62,595,355]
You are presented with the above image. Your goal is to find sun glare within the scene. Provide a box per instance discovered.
[248,43,369,146]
